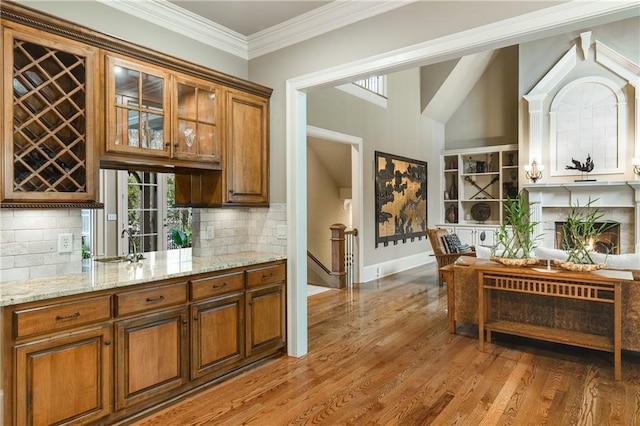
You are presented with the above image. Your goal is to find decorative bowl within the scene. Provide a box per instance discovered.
[490,256,538,267]
[553,260,606,272]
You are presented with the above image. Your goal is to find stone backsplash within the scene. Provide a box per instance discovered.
[0,203,287,281]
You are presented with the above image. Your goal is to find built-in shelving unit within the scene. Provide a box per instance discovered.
[439,144,518,246]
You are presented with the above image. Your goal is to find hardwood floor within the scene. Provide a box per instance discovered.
[131,263,640,425]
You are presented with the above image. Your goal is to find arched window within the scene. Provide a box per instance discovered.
[549,77,625,176]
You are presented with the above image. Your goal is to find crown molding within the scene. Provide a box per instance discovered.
[247,0,417,60]
[97,0,416,61]
[96,0,249,59]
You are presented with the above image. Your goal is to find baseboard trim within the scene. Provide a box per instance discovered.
[361,251,436,283]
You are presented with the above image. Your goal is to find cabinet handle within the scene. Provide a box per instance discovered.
[229,189,234,194]
[145,295,165,303]
[55,312,80,320]
[104,340,111,346]
[213,283,228,289]
[262,273,273,279]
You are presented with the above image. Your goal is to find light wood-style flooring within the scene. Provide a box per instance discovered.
[132,263,640,425]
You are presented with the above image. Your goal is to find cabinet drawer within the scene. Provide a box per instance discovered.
[246,264,286,288]
[13,295,111,339]
[115,282,187,317]
[191,272,244,301]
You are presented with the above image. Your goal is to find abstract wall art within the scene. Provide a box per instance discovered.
[374,151,428,247]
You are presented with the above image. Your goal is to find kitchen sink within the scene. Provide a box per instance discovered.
[93,256,128,263]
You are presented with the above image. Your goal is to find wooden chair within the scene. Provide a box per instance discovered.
[427,227,475,286]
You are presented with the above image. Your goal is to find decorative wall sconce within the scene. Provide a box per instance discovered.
[633,158,640,176]
[524,160,544,183]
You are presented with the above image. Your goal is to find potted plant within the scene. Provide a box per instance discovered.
[556,198,613,271]
[491,191,540,266]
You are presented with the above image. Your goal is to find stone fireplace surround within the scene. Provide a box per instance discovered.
[525,181,640,254]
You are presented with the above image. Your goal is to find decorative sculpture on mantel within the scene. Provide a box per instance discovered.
[566,154,595,181]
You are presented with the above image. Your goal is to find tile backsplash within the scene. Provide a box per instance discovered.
[0,203,287,281]
[192,203,287,257]
[0,209,83,281]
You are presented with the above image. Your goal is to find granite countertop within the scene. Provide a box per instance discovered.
[0,249,286,307]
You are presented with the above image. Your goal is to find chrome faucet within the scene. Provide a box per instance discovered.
[121,227,144,262]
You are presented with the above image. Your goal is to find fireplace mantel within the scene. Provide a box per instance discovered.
[524,181,640,253]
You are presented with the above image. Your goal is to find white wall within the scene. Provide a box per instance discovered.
[307,69,431,267]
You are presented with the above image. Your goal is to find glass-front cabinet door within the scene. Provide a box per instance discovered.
[106,56,170,157]
[173,75,222,165]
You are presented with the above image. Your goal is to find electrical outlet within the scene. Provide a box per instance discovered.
[276,224,286,239]
[58,234,73,253]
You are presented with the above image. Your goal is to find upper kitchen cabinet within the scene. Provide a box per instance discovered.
[225,89,269,205]
[1,25,99,206]
[172,74,223,165]
[105,55,171,159]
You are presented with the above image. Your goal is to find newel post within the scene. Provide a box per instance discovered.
[330,223,347,288]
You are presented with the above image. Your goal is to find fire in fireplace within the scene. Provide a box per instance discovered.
[555,221,620,254]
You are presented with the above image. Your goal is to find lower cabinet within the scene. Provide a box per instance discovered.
[191,293,245,379]
[14,325,112,426]
[2,260,286,425]
[448,225,499,247]
[246,284,286,359]
[114,307,189,410]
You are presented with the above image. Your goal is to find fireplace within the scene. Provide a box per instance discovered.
[525,181,640,254]
[555,221,620,254]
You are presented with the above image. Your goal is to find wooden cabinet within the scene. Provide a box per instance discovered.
[9,295,112,426]
[113,282,189,409]
[191,293,245,379]
[105,55,171,158]
[15,326,113,425]
[114,307,189,409]
[245,263,286,358]
[1,25,99,205]
[440,145,518,227]
[174,88,270,207]
[173,74,223,164]
[225,89,269,205]
[2,258,285,425]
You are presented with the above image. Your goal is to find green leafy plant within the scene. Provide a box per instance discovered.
[560,198,615,264]
[492,191,540,259]
[171,225,192,248]
[81,242,91,259]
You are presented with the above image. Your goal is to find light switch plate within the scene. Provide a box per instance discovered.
[58,234,73,253]
[107,213,117,221]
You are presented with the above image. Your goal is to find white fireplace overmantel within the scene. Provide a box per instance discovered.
[524,181,638,208]
[524,181,640,253]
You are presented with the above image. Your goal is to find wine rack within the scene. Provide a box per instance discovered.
[12,37,87,193]
[3,27,97,204]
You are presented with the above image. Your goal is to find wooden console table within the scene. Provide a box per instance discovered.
[475,264,632,381]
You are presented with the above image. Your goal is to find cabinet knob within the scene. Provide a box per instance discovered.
[182,319,188,325]
[174,143,179,148]
[104,340,111,346]
[165,142,171,147]
[193,316,198,321]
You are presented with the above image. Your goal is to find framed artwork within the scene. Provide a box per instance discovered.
[374,151,428,247]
